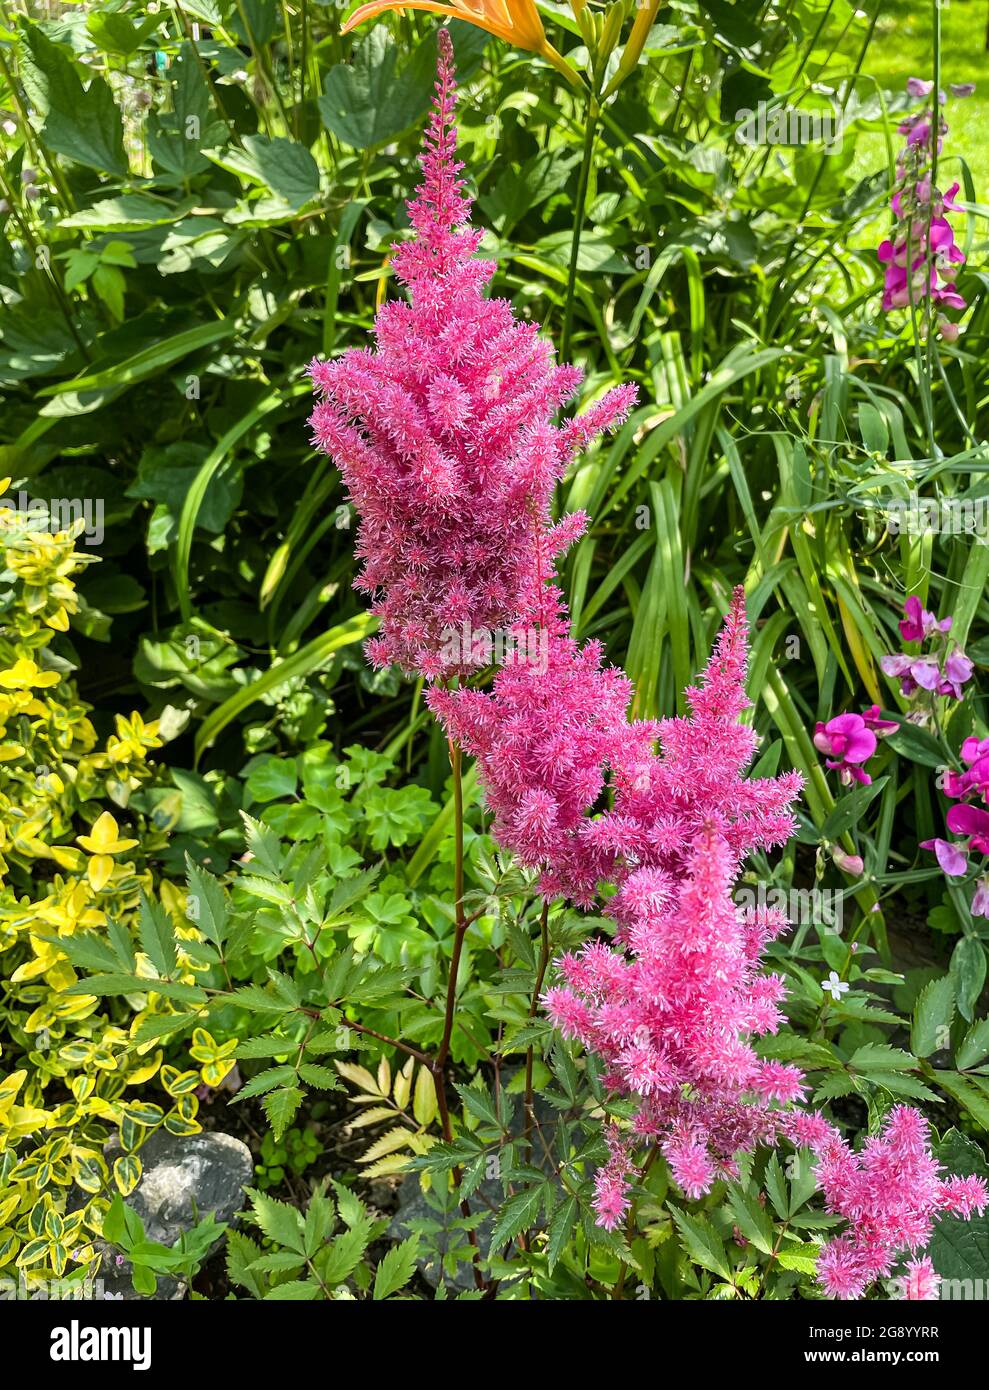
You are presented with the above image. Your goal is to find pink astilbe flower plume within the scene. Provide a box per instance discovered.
[308,29,635,678]
[790,1106,988,1300]
[517,592,807,1221]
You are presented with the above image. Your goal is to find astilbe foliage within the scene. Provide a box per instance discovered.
[308,28,634,678]
[309,33,988,1299]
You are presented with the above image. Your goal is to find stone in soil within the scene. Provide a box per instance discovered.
[97,1130,253,1300]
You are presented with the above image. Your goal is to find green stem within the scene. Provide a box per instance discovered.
[523,902,551,1153]
[561,94,600,364]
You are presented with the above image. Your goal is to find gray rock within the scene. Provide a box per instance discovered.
[98,1130,253,1300]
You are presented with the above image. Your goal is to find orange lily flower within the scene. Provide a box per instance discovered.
[342,0,583,86]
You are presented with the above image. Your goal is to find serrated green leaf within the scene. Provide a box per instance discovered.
[246,1188,305,1254]
[373,1235,420,1300]
[911,975,956,1057]
[263,1086,305,1140]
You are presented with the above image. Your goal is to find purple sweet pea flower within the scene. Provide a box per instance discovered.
[938,649,973,699]
[907,77,934,98]
[973,878,989,918]
[881,652,920,696]
[920,837,969,876]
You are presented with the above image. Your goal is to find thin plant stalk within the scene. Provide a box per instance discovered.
[561,94,600,363]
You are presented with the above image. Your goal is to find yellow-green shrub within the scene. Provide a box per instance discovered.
[0,483,200,1289]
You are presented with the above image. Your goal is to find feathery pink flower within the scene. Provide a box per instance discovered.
[791,1105,987,1299]
[308,29,635,678]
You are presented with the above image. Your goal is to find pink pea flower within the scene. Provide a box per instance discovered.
[919,837,969,876]
[946,803,989,854]
[938,649,973,699]
[833,847,865,875]
[881,652,941,697]
[879,87,968,333]
[813,713,877,785]
[899,594,951,642]
[861,704,899,735]
[972,878,989,918]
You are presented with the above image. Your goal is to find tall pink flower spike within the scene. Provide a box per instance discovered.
[308,28,635,679]
[310,33,987,1299]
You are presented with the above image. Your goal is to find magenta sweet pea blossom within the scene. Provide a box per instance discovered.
[882,596,973,704]
[879,82,968,337]
[899,594,951,642]
[946,802,989,853]
[860,704,899,735]
[814,713,877,785]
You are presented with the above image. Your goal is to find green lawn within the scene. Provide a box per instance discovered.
[842,0,989,194]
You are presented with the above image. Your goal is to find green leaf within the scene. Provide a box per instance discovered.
[63,974,206,1005]
[848,1043,918,1073]
[935,1073,989,1130]
[726,1184,775,1255]
[318,1221,372,1286]
[138,893,177,978]
[318,29,434,150]
[928,1130,989,1291]
[206,135,320,209]
[951,936,987,1025]
[133,1011,202,1045]
[246,1188,305,1254]
[226,1230,264,1297]
[911,975,956,1057]
[957,1018,989,1071]
[298,1064,341,1092]
[194,613,374,761]
[776,1243,820,1275]
[185,859,229,950]
[229,984,298,1014]
[669,1206,732,1280]
[546,1194,578,1274]
[174,381,308,622]
[373,1235,420,1300]
[489,1186,545,1250]
[454,1082,500,1130]
[234,1066,297,1101]
[303,1193,335,1258]
[821,777,889,840]
[764,1155,788,1221]
[264,1279,322,1300]
[263,1086,305,1141]
[19,21,126,174]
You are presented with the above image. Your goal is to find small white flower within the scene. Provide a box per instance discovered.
[823,970,849,1001]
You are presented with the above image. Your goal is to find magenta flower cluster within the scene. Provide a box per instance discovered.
[814,704,897,786]
[790,1106,987,1300]
[881,595,973,702]
[309,35,987,1299]
[878,79,971,339]
[923,735,989,915]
